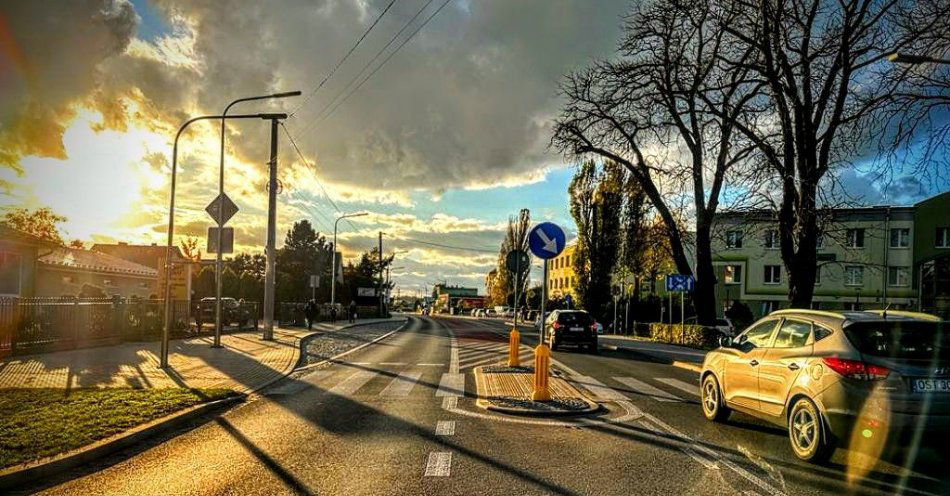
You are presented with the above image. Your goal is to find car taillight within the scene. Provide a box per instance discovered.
[552,322,561,330]
[822,357,890,380]
[590,323,598,332]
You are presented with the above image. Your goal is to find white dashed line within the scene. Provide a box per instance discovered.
[424,452,452,476]
[435,420,456,436]
[379,362,407,366]
[417,363,445,366]
[655,377,700,397]
[436,373,465,397]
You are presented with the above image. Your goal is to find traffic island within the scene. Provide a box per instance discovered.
[473,365,599,416]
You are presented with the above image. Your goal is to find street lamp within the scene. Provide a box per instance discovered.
[161,112,289,368]
[887,52,950,65]
[330,211,369,307]
[212,91,300,348]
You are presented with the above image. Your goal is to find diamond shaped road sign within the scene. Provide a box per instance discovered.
[206,193,239,226]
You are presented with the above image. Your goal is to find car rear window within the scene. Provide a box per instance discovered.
[844,321,949,359]
[557,312,593,325]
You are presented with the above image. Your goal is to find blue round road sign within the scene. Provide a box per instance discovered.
[528,222,566,260]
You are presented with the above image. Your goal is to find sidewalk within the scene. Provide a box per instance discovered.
[0,319,394,394]
[598,335,708,365]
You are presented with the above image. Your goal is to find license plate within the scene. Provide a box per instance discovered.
[570,327,584,332]
[911,379,950,393]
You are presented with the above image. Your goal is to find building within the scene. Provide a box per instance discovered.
[545,241,578,301]
[36,247,158,298]
[711,191,950,319]
[92,242,192,301]
[0,225,55,297]
[432,283,481,314]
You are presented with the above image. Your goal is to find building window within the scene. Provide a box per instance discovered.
[890,228,910,248]
[845,266,864,286]
[760,300,780,314]
[724,265,742,284]
[0,252,21,296]
[726,230,743,248]
[846,228,865,248]
[764,265,781,285]
[888,266,909,287]
[937,227,950,248]
[566,255,571,267]
[764,230,779,249]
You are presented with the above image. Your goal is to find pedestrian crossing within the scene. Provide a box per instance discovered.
[286,361,700,405]
[455,340,533,370]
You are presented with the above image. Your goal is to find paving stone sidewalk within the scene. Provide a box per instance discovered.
[0,319,397,394]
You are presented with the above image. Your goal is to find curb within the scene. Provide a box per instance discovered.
[601,343,704,371]
[0,394,245,491]
[294,317,410,372]
[671,361,703,373]
[472,365,600,417]
[0,318,405,490]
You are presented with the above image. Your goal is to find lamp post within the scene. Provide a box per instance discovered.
[330,212,368,306]
[213,91,300,348]
[161,112,289,369]
[887,52,950,65]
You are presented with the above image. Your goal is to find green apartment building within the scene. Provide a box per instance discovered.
[711,191,950,319]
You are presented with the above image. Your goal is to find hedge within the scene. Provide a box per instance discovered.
[648,323,720,350]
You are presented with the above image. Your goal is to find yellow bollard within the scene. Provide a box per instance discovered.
[507,328,521,367]
[531,343,552,401]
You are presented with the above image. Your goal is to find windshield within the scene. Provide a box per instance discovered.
[844,321,949,360]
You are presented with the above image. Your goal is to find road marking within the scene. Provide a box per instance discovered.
[379,371,423,397]
[417,363,444,366]
[435,420,456,436]
[613,376,682,402]
[449,337,459,373]
[436,373,465,397]
[655,377,700,397]
[350,362,372,365]
[424,452,452,476]
[379,362,408,366]
[639,419,718,469]
[572,375,628,401]
[442,396,458,409]
[329,370,378,395]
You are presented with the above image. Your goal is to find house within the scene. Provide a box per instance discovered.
[36,247,158,298]
[0,225,56,297]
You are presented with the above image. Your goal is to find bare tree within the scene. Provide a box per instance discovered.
[716,0,950,308]
[553,0,763,324]
[493,209,531,308]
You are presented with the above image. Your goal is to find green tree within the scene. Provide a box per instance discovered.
[1,207,66,245]
[491,209,530,308]
[276,220,333,303]
[194,266,215,300]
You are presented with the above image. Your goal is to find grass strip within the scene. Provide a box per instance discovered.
[0,387,239,469]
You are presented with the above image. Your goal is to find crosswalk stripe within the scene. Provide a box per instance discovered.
[572,375,627,401]
[379,371,423,397]
[613,377,682,402]
[655,377,700,397]
[436,373,465,397]
[435,420,456,436]
[424,452,452,476]
[329,370,378,395]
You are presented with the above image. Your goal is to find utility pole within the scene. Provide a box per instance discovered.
[378,231,384,317]
[262,114,287,341]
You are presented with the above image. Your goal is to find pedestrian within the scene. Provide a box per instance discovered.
[348,300,357,323]
[305,299,317,330]
[330,304,337,323]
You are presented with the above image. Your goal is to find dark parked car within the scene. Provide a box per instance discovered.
[544,310,598,352]
[198,297,249,327]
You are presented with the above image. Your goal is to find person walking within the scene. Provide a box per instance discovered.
[329,304,337,323]
[305,299,317,330]
[348,300,357,323]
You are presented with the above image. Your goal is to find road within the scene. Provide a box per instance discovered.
[21,316,949,495]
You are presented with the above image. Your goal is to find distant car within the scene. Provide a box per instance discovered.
[701,309,950,463]
[485,309,498,318]
[198,297,248,326]
[684,317,736,336]
[543,310,598,352]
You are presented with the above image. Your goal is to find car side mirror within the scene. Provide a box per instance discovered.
[719,336,733,348]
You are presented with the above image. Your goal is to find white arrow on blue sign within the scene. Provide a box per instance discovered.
[528,222,566,260]
[665,274,694,292]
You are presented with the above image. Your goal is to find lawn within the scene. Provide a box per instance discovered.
[0,387,239,469]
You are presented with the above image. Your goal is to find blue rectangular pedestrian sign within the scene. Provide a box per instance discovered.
[665,274,694,292]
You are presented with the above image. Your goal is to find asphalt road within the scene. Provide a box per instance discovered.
[21,316,949,496]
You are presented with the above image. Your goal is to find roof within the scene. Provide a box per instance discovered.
[0,224,59,247]
[769,308,942,324]
[39,247,158,277]
[90,243,185,269]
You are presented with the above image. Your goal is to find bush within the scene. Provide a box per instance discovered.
[649,322,719,349]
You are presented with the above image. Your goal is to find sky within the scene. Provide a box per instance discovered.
[0,0,945,297]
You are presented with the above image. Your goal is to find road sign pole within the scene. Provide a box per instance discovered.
[508,253,521,367]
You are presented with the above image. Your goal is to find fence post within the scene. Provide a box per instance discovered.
[73,299,80,346]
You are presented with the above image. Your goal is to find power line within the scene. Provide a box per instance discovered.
[296,0,455,136]
[289,0,400,117]
[400,237,498,253]
[295,0,439,134]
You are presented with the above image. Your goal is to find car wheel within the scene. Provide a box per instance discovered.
[701,374,731,422]
[788,397,834,463]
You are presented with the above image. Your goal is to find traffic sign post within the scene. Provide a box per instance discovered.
[527,222,566,402]
[206,192,240,349]
[665,274,695,332]
[505,249,529,367]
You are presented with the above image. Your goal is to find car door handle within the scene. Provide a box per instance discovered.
[749,360,759,366]
[788,363,800,371]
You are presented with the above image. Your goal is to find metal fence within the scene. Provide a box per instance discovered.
[0,297,261,357]
[277,302,385,327]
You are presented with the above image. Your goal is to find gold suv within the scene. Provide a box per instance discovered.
[700,309,949,463]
